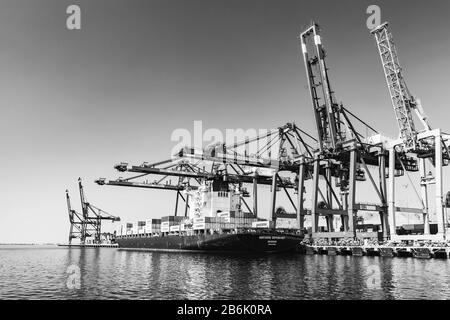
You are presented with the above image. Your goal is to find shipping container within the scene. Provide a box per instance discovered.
[161,216,184,223]
[137,221,146,227]
[216,211,231,218]
[145,224,161,233]
[193,217,206,224]
[169,225,180,232]
[275,218,299,230]
[146,219,162,225]
[252,221,270,228]
[193,223,206,230]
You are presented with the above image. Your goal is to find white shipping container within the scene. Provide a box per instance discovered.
[252,221,272,228]
[161,221,170,227]
[275,218,298,229]
[193,217,205,224]
[161,226,170,233]
[170,225,180,232]
[216,211,230,218]
[193,223,206,230]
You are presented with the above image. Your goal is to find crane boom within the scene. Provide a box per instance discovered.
[300,23,346,153]
[371,22,424,151]
[66,189,73,223]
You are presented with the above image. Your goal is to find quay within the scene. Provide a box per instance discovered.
[302,245,450,259]
[57,243,119,248]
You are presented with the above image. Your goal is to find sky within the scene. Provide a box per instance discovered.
[0,0,449,243]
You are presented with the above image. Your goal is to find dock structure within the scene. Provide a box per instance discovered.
[303,244,450,260]
[58,243,119,248]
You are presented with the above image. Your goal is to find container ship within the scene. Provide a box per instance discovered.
[114,180,303,253]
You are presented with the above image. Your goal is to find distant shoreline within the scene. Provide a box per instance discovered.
[0,243,56,246]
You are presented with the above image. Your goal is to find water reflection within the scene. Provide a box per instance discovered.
[2,246,450,299]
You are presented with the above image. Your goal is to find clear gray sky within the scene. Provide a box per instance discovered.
[1,0,449,243]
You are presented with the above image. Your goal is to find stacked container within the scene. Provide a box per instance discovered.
[137,221,146,234]
[145,219,161,234]
[192,216,258,231]
[252,220,275,229]
[161,216,184,233]
[126,223,133,235]
[275,218,298,230]
[216,211,231,223]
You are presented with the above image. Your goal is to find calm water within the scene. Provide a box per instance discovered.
[1,245,450,299]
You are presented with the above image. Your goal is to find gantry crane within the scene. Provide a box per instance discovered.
[299,22,414,240]
[96,23,425,241]
[66,189,84,244]
[66,178,120,244]
[371,22,450,239]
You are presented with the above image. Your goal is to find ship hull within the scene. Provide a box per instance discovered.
[116,232,302,253]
